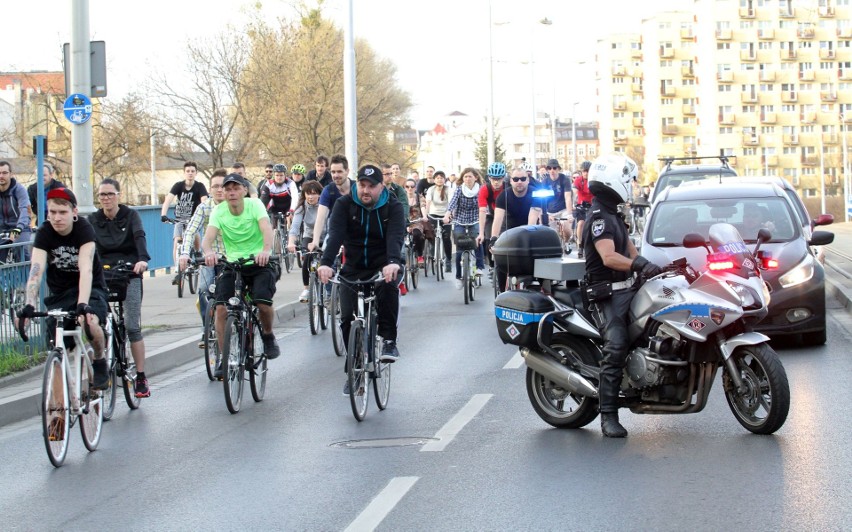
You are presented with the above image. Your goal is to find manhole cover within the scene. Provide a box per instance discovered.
[330,437,439,449]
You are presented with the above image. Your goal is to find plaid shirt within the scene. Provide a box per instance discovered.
[446,186,480,225]
[179,198,223,256]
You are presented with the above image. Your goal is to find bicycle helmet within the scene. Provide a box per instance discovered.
[486,162,506,178]
[291,163,306,175]
[272,163,287,173]
[580,161,592,172]
[587,153,637,205]
[522,161,534,173]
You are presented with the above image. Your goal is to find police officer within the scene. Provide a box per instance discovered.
[583,153,662,438]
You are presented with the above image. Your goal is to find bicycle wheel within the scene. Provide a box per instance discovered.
[435,239,443,281]
[203,304,220,381]
[296,250,303,269]
[117,327,141,410]
[8,286,25,323]
[331,283,345,357]
[79,353,103,452]
[249,318,267,402]
[308,275,320,335]
[372,321,391,411]
[408,249,419,290]
[42,349,69,467]
[319,284,329,330]
[463,252,470,305]
[347,322,369,421]
[223,315,245,414]
[424,241,433,277]
[188,268,198,295]
[176,270,185,298]
[284,251,292,273]
[102,325,117,421]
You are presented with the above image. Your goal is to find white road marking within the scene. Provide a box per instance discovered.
[344,476,419,532]
[502,350,524,369]
[421,394,493,452]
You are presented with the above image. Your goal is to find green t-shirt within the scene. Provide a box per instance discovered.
[209,198,268,260]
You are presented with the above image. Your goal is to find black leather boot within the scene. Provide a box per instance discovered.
[601,412,627,438]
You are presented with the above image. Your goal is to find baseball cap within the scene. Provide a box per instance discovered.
[356,165,383,185]
[46,187,77,207]
[222,173,246,187]
[547,158,561,169]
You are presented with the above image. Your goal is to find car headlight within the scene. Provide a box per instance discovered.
[778,255,814,288]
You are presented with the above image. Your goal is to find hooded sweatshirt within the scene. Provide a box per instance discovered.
[320,184,405,272]
[0,178,31,232]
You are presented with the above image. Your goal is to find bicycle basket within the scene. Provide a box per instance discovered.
[103,269,130,302]
[455,233,477,251]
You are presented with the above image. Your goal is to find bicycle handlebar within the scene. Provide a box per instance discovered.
[332,272,385,286]
[16,308,87,342]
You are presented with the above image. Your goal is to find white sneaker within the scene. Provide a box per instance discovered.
[475,268,484,276]
[455,279,463,289]
[299,289,309,303]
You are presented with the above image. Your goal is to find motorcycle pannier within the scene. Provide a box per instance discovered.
[491,225,562,276]
[494,290,554,348]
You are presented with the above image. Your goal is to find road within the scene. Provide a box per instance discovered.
[1,275,851,531]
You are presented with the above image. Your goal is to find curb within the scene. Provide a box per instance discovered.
[0,298,307,428]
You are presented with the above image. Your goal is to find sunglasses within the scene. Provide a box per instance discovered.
[546,166,559,170]
[511,177,527,182]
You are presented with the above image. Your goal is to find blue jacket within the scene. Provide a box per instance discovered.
[0,178,31,232]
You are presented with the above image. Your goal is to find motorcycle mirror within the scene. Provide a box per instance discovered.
[753,228,772,256]
[682,233,707,251]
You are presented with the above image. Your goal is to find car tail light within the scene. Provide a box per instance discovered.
[755,250,778,270]
[707,252,735,272]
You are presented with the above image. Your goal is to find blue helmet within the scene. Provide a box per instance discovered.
[486,162,506,178]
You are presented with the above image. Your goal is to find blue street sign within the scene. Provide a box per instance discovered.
[63,93,93,124]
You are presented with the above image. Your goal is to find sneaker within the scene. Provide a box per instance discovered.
[455,279,463,289]
[343,379,350,396]
[475,268,484,276]
[262,332,280,359]
[299,289,310,303]
[380,340,400,362]
[213,361,223,380]
[134,375,151,398]
[417,256,425,265]
[399,282,408,296]
[91,358,109,390]
[171,273,180,286]
[444,261,452,273]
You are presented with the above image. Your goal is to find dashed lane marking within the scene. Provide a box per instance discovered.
[421,394,493,452]
[503,350,524,369]
[344,476,419,532]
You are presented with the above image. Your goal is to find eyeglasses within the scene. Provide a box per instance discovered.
[546,166,559,170]
[97,192,117,198]
[511,177,527,182]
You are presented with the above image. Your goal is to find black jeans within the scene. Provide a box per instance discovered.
[594,288,635,413]
[339,269,401,352]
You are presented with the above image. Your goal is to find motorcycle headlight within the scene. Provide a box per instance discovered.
[778,255,814,288]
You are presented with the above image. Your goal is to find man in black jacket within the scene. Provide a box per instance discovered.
[318,164,405,393]
[306,155,333,188]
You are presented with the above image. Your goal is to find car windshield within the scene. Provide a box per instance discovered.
[648,197,797,245]
[653,169,737,202]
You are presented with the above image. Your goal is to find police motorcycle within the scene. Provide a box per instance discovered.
[493,222,790,435]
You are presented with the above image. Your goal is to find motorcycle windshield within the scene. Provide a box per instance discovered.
[707,223,761,279]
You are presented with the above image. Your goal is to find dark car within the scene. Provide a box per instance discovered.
[650,155,738,204]
[642,182,834,345]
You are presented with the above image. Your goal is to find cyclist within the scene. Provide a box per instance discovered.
[257,164,274,196]
[306,155,333,188]
[160,161,208,285]
[260,163,298,230]
[27,161,65,227]
[382,164,409,223]
[230,162,259,198]
[477,162,507,275]
[202,173,281,360]
[444,167,485,289]
[540,158,574,253]
[17,188,110,390]
[179,169,226,352]
[573,161,593,258]
[415,165,435,198]
[308,154,351,253]
[89,178,152,397]
[0,160,32,261]
[291,163,307,194]
[317,165,405,394]
[424,170,453,273]
[287,180,324,303]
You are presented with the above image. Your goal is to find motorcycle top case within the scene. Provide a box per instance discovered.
[491,225,562,276]
[494,290,555,348]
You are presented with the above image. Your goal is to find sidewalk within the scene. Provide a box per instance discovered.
[0,264,309,427]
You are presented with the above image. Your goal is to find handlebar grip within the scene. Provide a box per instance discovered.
[17,311,28,342]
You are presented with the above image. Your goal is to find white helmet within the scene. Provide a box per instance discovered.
[588,153,637,204]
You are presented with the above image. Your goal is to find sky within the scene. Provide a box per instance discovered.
[3,0,685,130]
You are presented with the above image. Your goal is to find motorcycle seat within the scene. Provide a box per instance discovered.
[551,286,596,324]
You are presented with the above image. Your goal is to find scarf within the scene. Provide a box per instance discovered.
[461,183,480,198]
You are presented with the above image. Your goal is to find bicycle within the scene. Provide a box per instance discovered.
[325,248,346,358]
[333,273,391,421]
[271,212,293,274]
[453,224,482,305]
[163,217,195,298]
[0,231,26,322]
[17,308,103,467]
[202,281,221,381]
[427,214,447,281]
[305,251,329,335]
[101,262,141,421]
[404,226,420,290]
[216,256,271,414]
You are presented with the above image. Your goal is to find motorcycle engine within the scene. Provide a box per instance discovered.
[625,325,685,390]
[626,347,664,389]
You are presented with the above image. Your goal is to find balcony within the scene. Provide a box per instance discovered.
[762,155,779,167]
[612,66,627,76]
[758,29,774,39]
[739,7,755,18]
[761,112,777,124]
[780,7,796,18]
[614,136,628,146]
[681,28,694,39]
[717,70,734,82]
[740,50,757,61]
[798,27,815,39]
[819,6,835,17]
[820,49,836,60]
[801,111,817,123]
[783,134,799,145]
[631,49,643,59]
[681,66,694,77]
[823,133,839,144]
[663,125,679,135]
[802,155,819,166]
[631,83,643,93]
[613,101,627,111]
[661,85,676,97]
[659,46,674,58]
[716,29,732,40]
[719,113,736,125]
[781,91,798,103]
[742,91,759,103]
[839,27,852,38]
[840,69,852,81]
[633,117,644,127]
[760,70,775,82]
[743,134,760,146]
[821,91,838,102]
[799,70,815,81]
[844,115,852,124]
[781,49,797,61]
[682,104,696,115]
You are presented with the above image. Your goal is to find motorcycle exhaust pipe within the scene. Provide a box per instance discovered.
[522,348,598,398]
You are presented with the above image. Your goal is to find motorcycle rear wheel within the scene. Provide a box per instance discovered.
[723,343,790,435]
[526,333,599,429]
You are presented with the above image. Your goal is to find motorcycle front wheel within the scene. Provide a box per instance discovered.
[525,333,599,429]
[723,343,790,435]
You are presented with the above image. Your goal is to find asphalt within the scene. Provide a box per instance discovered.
[2,222,852,428]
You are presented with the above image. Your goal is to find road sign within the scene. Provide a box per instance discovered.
[63,93,93,124]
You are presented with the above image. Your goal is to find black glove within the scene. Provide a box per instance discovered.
[161,215,169,223]
[631,256,663,279]
[488,236,498,251]
[10,227,21,237]
[76,303,93,316]
[18,304,35,319]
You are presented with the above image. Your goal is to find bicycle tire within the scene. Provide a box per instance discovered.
[331,283,345,357]
[79,353,103,452]
[249,318,267,402]
[372,315,391,411]
[347,323,369,421]
[296,249,303,269]
[463,252,470,305]
[42,349,69,467]
[117,325,140,410]
[8,286,24,323]
[308,275,320,335]
[223,315,245,414]
[284,251,292,273]
[188,268,198,295]
[436,239,444,281]
[408,249,419,289]
[177,270,185,298]
[424,241,432,277]
[203,304,220,381]
[102,322,117,421]
[469,262,477,302]
[319,283,329,330]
